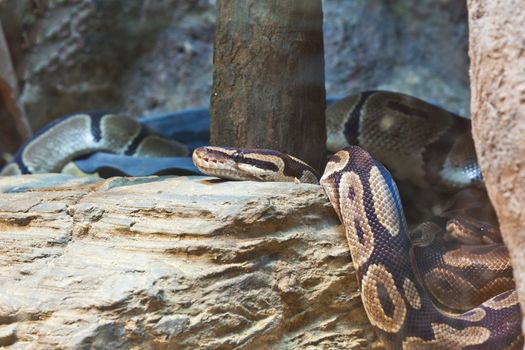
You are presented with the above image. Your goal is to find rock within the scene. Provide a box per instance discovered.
[0,0,216,131]
[0,324,16,347]
[468,0,525,334]
[0,0,469,134]
[324,0,470,116]
[0,174,381,349]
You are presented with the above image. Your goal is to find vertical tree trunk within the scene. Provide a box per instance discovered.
[468,0,525,331]
[0,21,30,168]
[211,1,326,171]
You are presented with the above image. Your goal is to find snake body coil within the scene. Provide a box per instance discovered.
[192,91,523,349]
[3,91,521,348]
[1,111,188,176]
[193,145,522,349]
[321,147,521,349]
[327,91,481,190]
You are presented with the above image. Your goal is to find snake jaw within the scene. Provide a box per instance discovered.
[236,162,277,181]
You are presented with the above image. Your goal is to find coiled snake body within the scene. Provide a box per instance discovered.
[0,111,188,176]
[2,91,522,348]
[193,91,523,349]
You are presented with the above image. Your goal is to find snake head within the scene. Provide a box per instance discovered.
[192,146,281,181]
[193,146,257,181]
[192,146,319,183]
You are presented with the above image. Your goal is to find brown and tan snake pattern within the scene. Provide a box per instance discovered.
[0,112,188,175]
[192,91,523,349]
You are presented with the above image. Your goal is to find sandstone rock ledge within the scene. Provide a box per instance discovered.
[0,174,380,349]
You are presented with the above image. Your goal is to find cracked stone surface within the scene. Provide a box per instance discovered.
[0,174,381,349]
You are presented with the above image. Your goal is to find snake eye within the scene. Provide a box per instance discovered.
[232,151,244,162]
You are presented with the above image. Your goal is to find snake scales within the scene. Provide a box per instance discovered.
[0,111,188,176]
[1,91,521,348]
[192,91,523,349]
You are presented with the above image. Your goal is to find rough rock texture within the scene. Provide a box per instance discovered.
[324,0,470,116]
[0,174,382,349]
[467,0,525,335]
[0,0,469,135]
[0,0,216,131]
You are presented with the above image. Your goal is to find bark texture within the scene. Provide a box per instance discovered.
[0,174,382,349]
[211,1,326,171]
[468,0,525,333]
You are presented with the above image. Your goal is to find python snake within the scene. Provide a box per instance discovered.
[0,111,188,176]
[2,91,522,348]
[192,91,523,349]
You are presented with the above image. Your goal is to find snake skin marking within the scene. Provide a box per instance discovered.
[439,132,482,188]
[412,239,515,310]
[325,91,367,149]
[361,264,407,333]
[443,245,511,271]
[449,307,486,322]
[424,268,478,307]
[484,290,519,310]
[326,91,481,190]
[321,147,521,349]
[133,135,189,157]
[321,151,350,220]
[338,171,374,267]
[327,91,453,187]
[194,145,523,349]
[446,218,501,245]
[369,166,400,236]
[423,268,515,311]
[1,111,188,175]
[323,149,350,175]
[402,278,421,310]
[402,323,491,349]
[99,113,142,150]
[22,114,97,174]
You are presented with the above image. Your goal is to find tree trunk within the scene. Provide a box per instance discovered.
[0,21,30,167]
[468,0,525,333]
[211,1,326,171]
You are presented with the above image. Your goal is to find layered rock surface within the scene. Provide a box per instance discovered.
[0,174,380,349]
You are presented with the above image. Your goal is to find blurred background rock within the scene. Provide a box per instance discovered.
[0,0,469,132]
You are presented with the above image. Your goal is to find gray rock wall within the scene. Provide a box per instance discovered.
[0,0,469,132]
[324,0,470,116]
